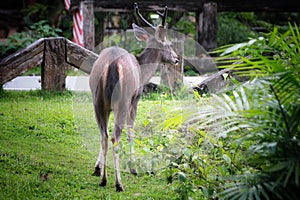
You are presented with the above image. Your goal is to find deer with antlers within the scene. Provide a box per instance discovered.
[89,3,180,191]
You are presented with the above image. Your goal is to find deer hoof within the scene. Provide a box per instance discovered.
[130,168,137,176]
[116,183,124,192]
[92,166,101,176]
[99,179,107,187]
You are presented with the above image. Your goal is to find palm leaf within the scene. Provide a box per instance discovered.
[160,24,300,200]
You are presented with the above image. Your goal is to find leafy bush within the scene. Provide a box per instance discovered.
[215,23,300,200]
[159,24,300,199]
[217,13,257,46]
[0,20,62,58]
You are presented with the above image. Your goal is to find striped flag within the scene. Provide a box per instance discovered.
[64,0,84,47]
[64,0,71,10]
[73,10,84,46]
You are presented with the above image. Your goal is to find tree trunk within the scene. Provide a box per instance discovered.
[94,12,106,48]
[160,38,184,91]
[196,1,217,52]
[81,0,95,51]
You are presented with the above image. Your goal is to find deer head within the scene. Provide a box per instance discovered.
[132,3,180,66]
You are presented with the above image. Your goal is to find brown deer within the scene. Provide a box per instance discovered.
[89,3,179,192]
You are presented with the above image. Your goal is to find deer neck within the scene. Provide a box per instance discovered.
[137,48,161,85]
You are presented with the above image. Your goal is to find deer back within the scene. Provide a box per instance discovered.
[89,46,141,107]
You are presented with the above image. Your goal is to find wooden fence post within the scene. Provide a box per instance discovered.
[160,37,184,91]
[196,1,217,52]
[81,0,95,51]
[41,38,66,91]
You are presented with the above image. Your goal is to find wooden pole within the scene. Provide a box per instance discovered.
[41,37,66,91]
[81,0,95,51]
[196,1,217,52]
[160,37,184,91]
[94,12,106,46]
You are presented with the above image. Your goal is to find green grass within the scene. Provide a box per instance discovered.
[0,90,182,199]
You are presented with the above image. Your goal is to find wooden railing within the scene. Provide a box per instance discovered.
[0,37,98,91]
[0,36,233,93]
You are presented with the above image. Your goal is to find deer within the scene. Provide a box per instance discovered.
[89,3,180,192]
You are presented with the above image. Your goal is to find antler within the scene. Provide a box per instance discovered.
[134,3,168,29]
[134,2,155,29]
[156,6,168,28]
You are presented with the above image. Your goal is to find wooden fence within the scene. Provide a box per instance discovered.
[0,37,98,91]
[0,36,186,92]
[0,36,231,93]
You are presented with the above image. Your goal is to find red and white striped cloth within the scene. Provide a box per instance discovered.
[64,0,71,10]
[73,10,83,46]
[64,0,84,46]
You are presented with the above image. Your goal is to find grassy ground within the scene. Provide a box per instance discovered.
[0,90,183,199]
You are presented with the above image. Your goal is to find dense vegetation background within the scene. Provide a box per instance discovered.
[1,0,299,60]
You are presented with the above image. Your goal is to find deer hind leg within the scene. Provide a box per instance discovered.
[93,105,110,187]
[93,142,102,177]
[127,93,141,175]
[94,118,108,176]
[99,130,108,187]
[111,107,127,192]
[126,124,137,175]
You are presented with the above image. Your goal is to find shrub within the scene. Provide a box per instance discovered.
[160,23,300,199]
[0,20,62,58]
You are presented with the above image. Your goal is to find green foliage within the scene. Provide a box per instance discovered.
[22,3,49,25]
[215,23,300,200]
[159,24,300,199]
[1,31,32,56]
[30,20,62,37]
[1,20,62,58]
[173,12,195,37]
[217,13,258,46]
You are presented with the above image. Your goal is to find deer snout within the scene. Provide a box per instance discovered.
[162,49,180,65]
[174,57,180,65]
[172,52,180,65]
[168,49,180,65]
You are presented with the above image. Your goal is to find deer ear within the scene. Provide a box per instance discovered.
[132,23,150,41]
[155,25,167,42]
